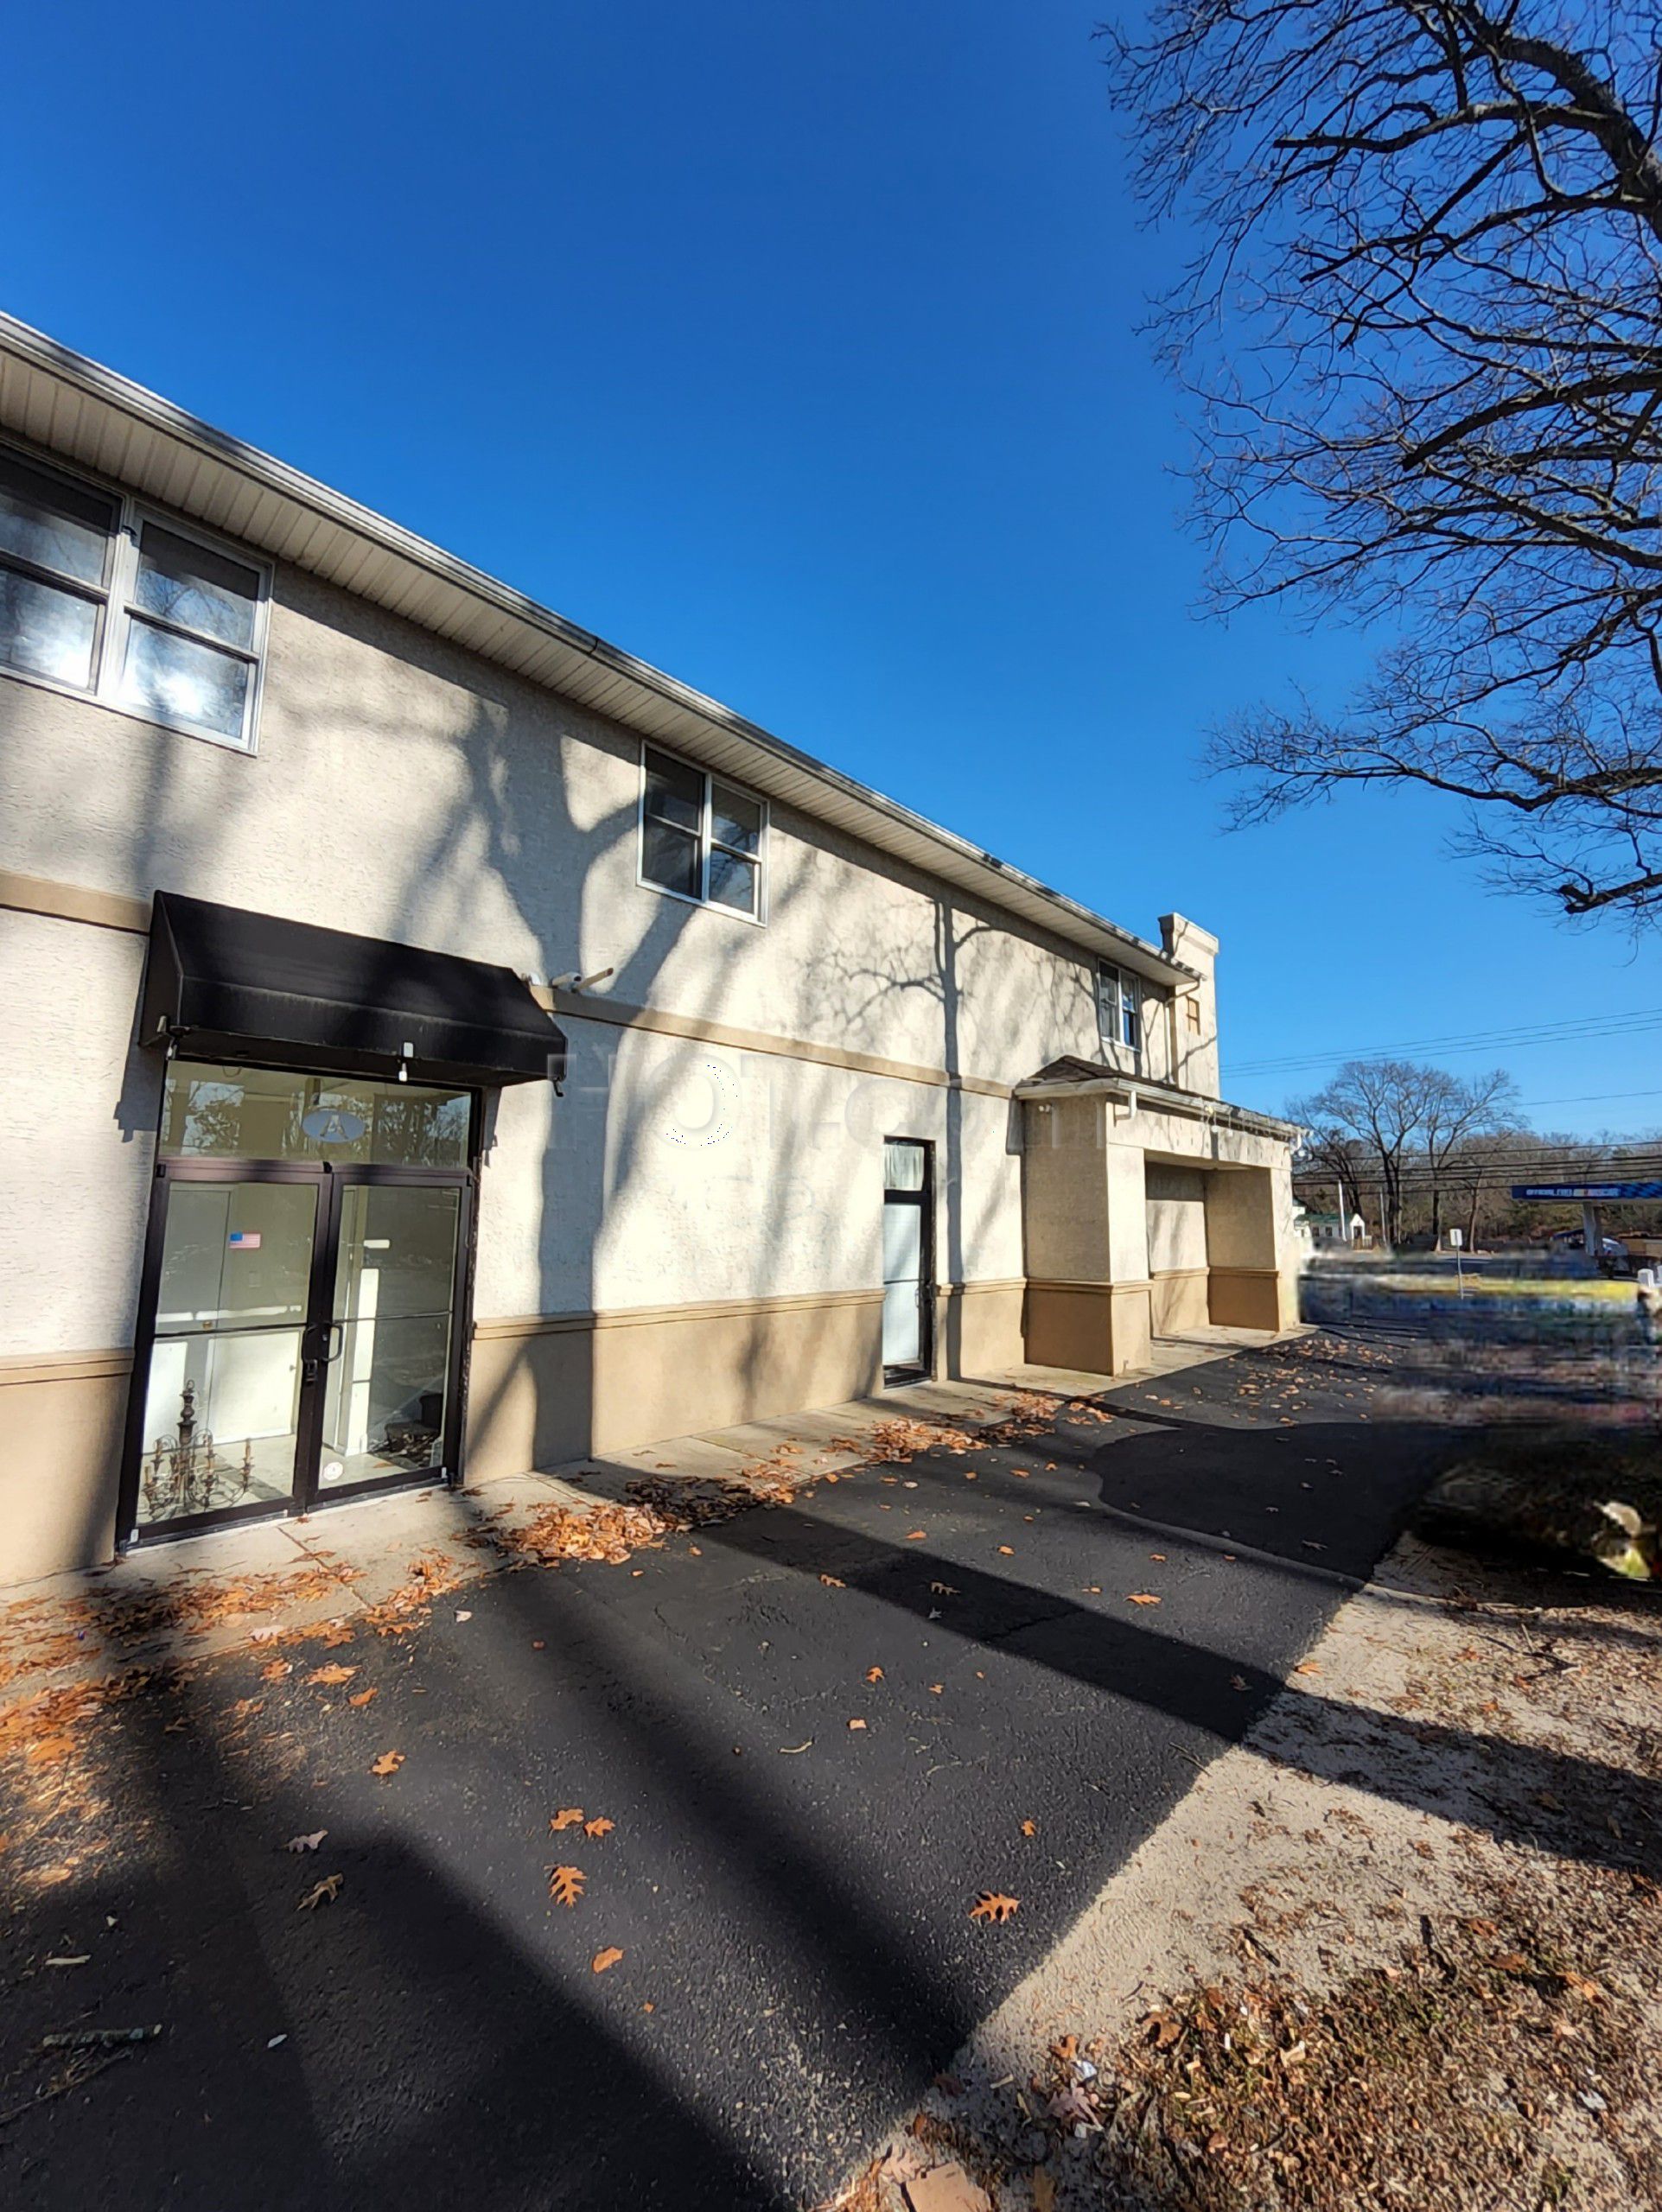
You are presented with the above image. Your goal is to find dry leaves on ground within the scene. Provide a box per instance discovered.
[970,1892,1020,1923]
[347,1688,378,1707]
[591,1946,624,1974]
[305,1663,356,1687]
[1127,1592,1162,1606]
[370,1751,404,1778]
[284,1830,328,1853]
[583,1816,614,1839]
[548,1864,585,1908]
[297,1872,343,1910]
[550,1808,586,1832]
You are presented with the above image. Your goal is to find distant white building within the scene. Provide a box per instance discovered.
[0,318,1302,1583]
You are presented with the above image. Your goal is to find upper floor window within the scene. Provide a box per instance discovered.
[639,744,767,921]
[1098,960,1142,1057]
[0,443,269,752]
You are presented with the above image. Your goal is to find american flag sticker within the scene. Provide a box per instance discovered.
[227,1230,263,1250]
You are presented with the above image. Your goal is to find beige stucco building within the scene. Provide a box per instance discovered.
[0,316,1301,1586]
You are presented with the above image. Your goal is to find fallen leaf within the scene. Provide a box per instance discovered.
[1293,1662,1321,1677]
[550,1808,586,1831]
[260,1660,294,1682]
[370,1751,404,1778]
[1144,2012,1182,2050]
[1032,2172,1057,2212]
[1205,2131,1228,2157]
[997,1545,1015,1557]
[583,1816,614,1840]
[1279,2039,1309,2068]
[454,1609,473,1622]
[1491,1952,1531,1974]
[970,1891,1019,1923]
[347,1688,379,1707]
[1127,1592,1162,1606]
[1047,2085,1094,2125]
[906,1529,927,1541]
[1149,1553,1167,1562]
[866,1666,885,1684]
[928,1683,944,1695]
[848,1718,868,1731]
[284,1830,328,1853]
[548,1864,585,1908]
[930,1581,959,1595]
[1020,1818,1037,1837]
[818,1574,846,1590]
[305,1663,357,1687]
[297,1872,343,1910]
[591,1946,624,1974]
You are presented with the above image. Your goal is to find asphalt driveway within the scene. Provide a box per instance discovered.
[0,1334,1438,2211]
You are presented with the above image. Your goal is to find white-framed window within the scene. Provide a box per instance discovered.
[1097,960,1143,1057]
[0,440,271,753]
[638,743,767,922]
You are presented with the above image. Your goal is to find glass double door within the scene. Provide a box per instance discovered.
[127,1162,468,1539]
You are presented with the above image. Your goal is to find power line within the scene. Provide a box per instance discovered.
[1232,1004,1662,1079]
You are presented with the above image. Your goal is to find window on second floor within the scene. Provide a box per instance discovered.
[639,744,767,920]
[1097,960,1143,1058]
[0,442,269,752]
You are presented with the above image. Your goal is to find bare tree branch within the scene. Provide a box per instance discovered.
[1109,1,1662,921]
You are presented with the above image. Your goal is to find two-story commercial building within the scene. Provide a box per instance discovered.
[0,315,1302,1586]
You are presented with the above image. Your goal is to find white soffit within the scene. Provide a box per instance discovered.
[0,314,1194,987]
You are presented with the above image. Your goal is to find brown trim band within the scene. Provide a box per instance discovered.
[0,869,150,935]
[540,985,1014,1099]
[0,1346,136,1385]
[3,868,1016,1100]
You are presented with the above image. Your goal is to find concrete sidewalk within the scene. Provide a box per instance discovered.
[0,1331,1281,1706]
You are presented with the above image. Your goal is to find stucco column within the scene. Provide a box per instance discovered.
[1204,1162,1301,1330]
[1021,1096,1150,1375]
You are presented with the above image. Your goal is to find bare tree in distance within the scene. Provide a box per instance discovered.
[1291,1059,1522,1247]
[1107,3,1662,923]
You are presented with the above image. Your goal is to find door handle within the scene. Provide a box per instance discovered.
[302,1320,346,1383]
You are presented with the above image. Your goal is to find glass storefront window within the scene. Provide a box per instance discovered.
[159,1062,471,1168]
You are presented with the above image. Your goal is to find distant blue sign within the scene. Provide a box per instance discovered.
[1512,1182,1662,1202]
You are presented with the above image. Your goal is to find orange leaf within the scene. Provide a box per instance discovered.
[970,1891,1020,1923]
[583,1816,614,1839]
[591,1946,624,1974]
[928,1684,944,1695]
[865,1666,884,1684]
[370,1750,404,1777]
[847,1718,868,1731]
[997,1545,1015,1556]
[260,1659,294,1681]
[550,1808,586,1831]
[1127,1592,1162,1606]
[906,1529,927,1541]
[348,1688,379,1707]
[818,1574,846,1589]
[548,1864,585,1907]
[305,1663,357,1687]
[1020,1818,1037,1837]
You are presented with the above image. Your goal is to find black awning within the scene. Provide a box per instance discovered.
[139,892,566,1089]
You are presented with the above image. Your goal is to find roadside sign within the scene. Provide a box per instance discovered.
[1448,1228,1463,1249]
[1511,1182,1662,1202]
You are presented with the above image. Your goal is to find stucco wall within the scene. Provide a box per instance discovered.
[0,555,1191,1099]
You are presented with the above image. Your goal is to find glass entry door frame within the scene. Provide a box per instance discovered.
[119,1155,474,1548]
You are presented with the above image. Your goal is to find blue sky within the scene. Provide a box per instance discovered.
[5,0,1657,1135]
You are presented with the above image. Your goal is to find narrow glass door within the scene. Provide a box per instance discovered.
[136,1177,320,1530]
[316,1180,463,1497]
[882,1139,932,1378]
